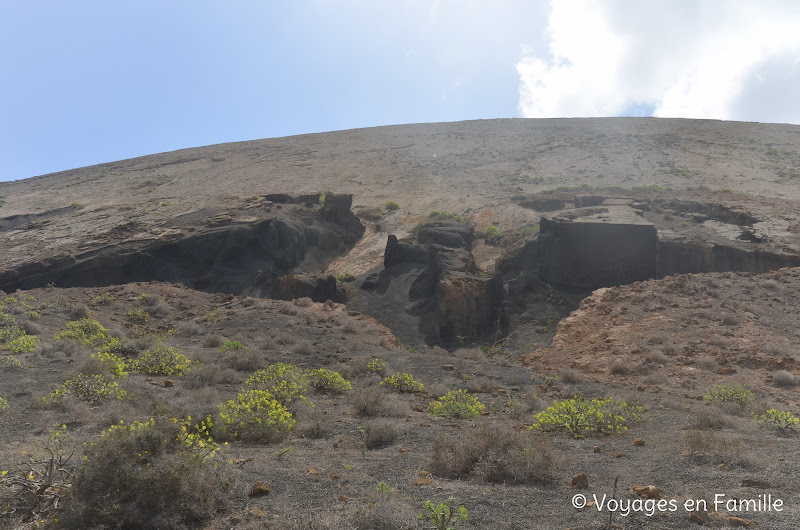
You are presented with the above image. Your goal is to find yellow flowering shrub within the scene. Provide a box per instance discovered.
[380,372,425,393]
[218,389,295,442]
[530,396,642,437]
[428,389,485,418]
[130,346,194,376]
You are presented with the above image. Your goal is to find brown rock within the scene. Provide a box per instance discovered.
[572,473,589,489]
[163,379,174,387]
[593,446,602,453]
[339,495,349,502]
[230,516,242,525]
[689,511,711,525]
[631,485,660,499]
[633,438,645,446]
[728,516,754,527]
[247,507,266,518]
[741,477,771,488]
[441,364,455,371]
[250,481,270,497]
[308,467,320,474]
[718,464,730,471]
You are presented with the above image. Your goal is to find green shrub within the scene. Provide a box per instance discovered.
[93,292,116,305]
[0,396,7,413]
[428,389,485,419]
[381,372,425,393]
[484,225,500,237]
[126,308,150,324]
[704,383,755,409]
[219,339,247,353]
[131,346,194,376]
[418,497,468,530]
[385,201,400,211]
[530,396,642,437]
[367,357,388,377]
[61,417,235,529]
[94,349,128,378]
[218,389,295,442]
[428,211,465,223]
[0,356,22,370]
[47,374,127,405]
[246,364,310,407]
[335,273,357,283]
[307,368,352,393]
[54,318,109,347]
[5,334,39,354]
[754,408,799,432]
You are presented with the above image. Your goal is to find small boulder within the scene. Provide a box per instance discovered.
[250,481,270,497]
[572,473,589,489]
[631,485,660,499]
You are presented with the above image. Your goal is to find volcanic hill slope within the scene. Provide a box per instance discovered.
[1,118,800,529]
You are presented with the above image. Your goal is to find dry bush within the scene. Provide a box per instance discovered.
[466,376,497,393]
[687,408,729,430]
[426,383,451,400]
[609,358,632,375]
[294,297,312,307]
[721,314,739,326]
[224,350,262,372]
[559,368,582,383]
[697,356,717,370]
[339,358,370,380]
[260,336,279,351]
[773,370,796,387]
[39,340,81,359]
[762,280,779,290]
[279,305,298,316]
[175,321,202,337]
[190,365,240,386]
[59,417,241,529]
[145,301,170,318]
[202,335,223,348]
[683,430,755,467]
[363,422,397,449]
[342,321,357,333]
[649,350,669,364]
[430,429,561,484]
[292,340,315,355]
[295,407,331,439]
[17,319,44,336]
[70,303,91,319]
[453,347,485,360]
[524,390,543,412]
[641,372,668,386]
[274,331,295,345]
[351,386,406,417]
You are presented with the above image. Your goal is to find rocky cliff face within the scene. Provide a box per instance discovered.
[0,193,364,302]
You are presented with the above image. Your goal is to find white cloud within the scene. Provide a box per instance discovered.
[516,0,800,123]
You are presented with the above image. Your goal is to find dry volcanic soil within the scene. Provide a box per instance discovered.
[1,118,800,529]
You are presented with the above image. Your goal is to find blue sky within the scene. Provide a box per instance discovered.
[2,1,800,182]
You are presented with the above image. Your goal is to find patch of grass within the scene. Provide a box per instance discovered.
[385,201,400,211]
[362,422,397,450]
[530,396,642,437]
[335,273,357,283]
[428,389,485,419]
[427,211,465,223]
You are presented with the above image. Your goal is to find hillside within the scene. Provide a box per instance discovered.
[1,118,800,529]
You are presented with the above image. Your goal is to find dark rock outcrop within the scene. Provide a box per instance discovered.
[273,274,345,303]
